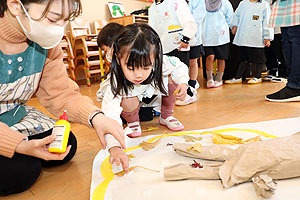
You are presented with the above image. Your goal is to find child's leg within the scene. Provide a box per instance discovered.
[175,58,198,106]
[254,63,263,79]
[160,77,184,131]
[189,58,199,89]
[121,97,141,137]
[206,55,215,88]
[206,55,215,80]
[216,59,225,82]
[214,59,225,87]
[235,61,249,79]
[247,62,263,84]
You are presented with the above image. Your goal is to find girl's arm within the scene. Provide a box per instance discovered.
[189,0,206,29]
[100,86,124,150]
[230,2,241,29]
[262,3,274,41]
[163,56,189,85]
[148,5,158,34]
[175,0,197,40]
[224,0,234,27]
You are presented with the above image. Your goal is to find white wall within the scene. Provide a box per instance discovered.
[80,0,151,21]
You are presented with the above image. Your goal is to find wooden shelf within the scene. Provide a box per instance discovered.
[109,15,149,26]
[135,0,153,2]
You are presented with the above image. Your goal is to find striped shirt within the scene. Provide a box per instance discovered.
[269,0,300,27]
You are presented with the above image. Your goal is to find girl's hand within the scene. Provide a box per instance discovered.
[92,114,126,150]
[264,39,271,47]
[174,83,187,101]
[15,135,71,160]
[231,26,237,35]
[177,41,189,51]
[109,146,129,172]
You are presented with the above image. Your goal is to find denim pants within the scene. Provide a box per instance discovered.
[281,25,300,89]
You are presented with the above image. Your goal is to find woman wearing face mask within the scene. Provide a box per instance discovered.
[0,0,125,196]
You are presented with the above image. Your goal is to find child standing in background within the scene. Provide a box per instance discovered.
[149,0,197,103]
[264,26,287,82]
[225,0,273,84]
[203,0,234,88]
[96,24,190,171]
[176,0,206,106]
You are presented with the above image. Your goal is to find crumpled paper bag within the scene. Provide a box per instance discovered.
[252,175,276,199]
[219,134,300,189]
[173,143,234,161]
[164,162,222,181]
[165,134,300,198]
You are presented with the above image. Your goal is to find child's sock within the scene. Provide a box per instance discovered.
[161,83,177,119]
[216,72,224,82]
[206,70,213,81]
[254,63,263,79]
[121,106,141,137]
[188,80,197,88]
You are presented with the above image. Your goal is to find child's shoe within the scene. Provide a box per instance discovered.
[159,116,184,131]
[263,75,274,81]
[271,77,287,83]
[126,121,142,138]
[175,87,197,106]
[248,78,262,84]
[195,80,200,89]
[213,81,223,88]
[225,78,242,84]
[207,80,215,88]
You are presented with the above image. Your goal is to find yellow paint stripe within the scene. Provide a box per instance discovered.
[92,156,114,200]
[92,128,277,199]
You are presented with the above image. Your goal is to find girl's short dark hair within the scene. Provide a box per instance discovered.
[0,0,82,20]
[97,23,124,48]
[110,23,167,97]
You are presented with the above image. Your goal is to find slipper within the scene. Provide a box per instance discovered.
[159,116,184,131]
[126,121,142,138]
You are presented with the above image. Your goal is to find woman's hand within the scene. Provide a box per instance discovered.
[92,114,126,150]
[15,135,71,160]
[174,83,188,101]
[109,146,129,172]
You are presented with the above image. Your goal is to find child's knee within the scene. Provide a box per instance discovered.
[206,55,215,62]
[121,97,139,112]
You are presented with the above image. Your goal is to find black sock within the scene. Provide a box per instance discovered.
[187,87,193,97]
[188,80,197,88]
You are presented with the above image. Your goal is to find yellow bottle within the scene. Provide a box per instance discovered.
[48,110,71,153]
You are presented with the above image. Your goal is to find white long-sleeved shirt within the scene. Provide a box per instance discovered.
[202,0,234,46]
[189,0,206,46]
[231,0,274,48]
[149,0,197,53]
[96,55,189,149]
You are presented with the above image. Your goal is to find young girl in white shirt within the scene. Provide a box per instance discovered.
[149,0,197,105]
[96,23,189,170]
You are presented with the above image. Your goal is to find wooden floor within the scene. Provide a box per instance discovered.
[2,75,300,200]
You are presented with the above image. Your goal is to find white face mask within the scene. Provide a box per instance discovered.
[16,1,65,49]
